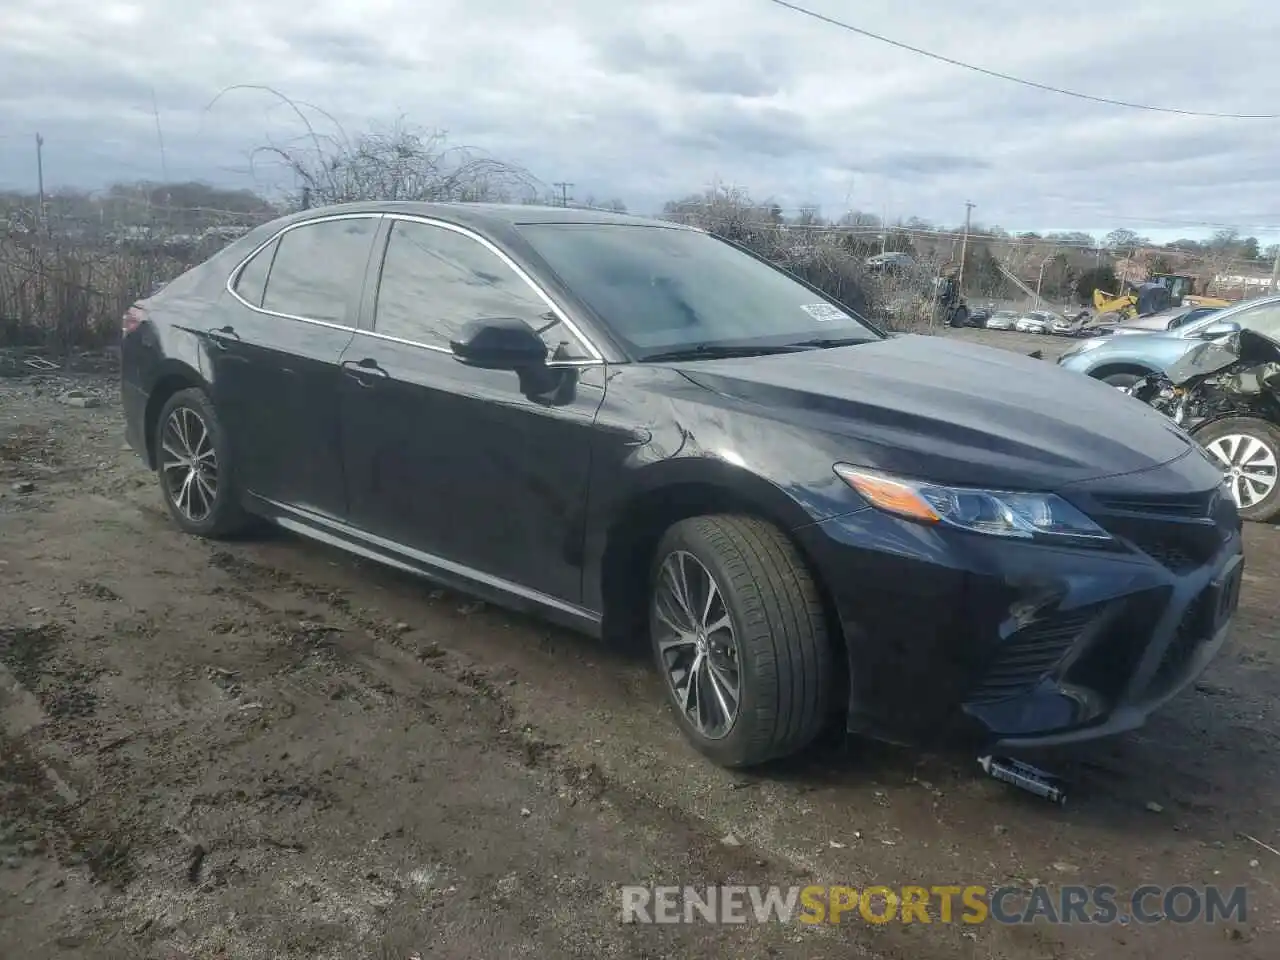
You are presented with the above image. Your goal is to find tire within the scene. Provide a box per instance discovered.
[154,387,250,538]
[1193,417,1280,523]
[648,515,833,768]
[1101,372,1143,390]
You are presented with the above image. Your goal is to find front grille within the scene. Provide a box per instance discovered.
[1125,533,1208,574]
[1086,487,1225,575]
[1093,490,1217,519]
[970,608,1096,703]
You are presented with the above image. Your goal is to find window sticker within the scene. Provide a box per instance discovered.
[800,302,851,323]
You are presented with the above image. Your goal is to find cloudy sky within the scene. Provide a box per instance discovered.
[3,0,1279,242]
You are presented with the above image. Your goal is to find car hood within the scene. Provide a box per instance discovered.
[673,333,1195,490]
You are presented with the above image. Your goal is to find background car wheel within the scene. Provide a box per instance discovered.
[1101,372,1143,390]
[1194,417,1280,522]
[649,515,833,768]
[155,388,250,538]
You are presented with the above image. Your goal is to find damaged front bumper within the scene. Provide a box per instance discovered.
[794,473,1243,751]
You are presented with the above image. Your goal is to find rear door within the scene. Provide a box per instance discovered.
[337,217,605,603]
[214,214,380,519]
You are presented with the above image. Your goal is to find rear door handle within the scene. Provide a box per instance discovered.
[341,358,389,386]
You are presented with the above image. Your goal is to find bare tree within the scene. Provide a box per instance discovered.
[211,85,541,208]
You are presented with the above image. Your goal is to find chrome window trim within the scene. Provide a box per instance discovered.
[223,209,606,366]
[224,212,384,331]
[381,213,604,363]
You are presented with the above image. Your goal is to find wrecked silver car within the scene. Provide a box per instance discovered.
[1129,328,1280,521]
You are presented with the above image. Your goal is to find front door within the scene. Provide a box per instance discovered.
[338,217,605,604]
[214,215,380,519]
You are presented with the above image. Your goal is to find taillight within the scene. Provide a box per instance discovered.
[123,305,145,336]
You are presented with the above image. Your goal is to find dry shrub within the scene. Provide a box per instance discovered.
[0,206,214,352]
[660,188,946,331]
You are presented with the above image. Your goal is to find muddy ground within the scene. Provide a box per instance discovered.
[0,332,1276,959]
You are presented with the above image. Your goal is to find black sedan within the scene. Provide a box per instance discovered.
[121,202,1243,768]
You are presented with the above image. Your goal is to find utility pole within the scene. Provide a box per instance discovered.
[35,133,45,231]
[1271,243,1280,293]
[957,201,975,293]
[553,182,573,207]
[1035,254,1058,310]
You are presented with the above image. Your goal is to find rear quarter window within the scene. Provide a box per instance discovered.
[232,238,278,308]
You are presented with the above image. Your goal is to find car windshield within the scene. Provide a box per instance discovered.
[517,223,880,360]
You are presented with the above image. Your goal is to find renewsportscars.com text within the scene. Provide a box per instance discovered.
[620,884,1248,926]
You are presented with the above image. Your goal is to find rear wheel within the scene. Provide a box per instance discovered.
[1195,417,1280,522]
[648,515,833,768]
[155,388,250,538]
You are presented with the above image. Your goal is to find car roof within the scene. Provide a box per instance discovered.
[284,201,693,232]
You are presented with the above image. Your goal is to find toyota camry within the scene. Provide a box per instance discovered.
[121,202,1243,768]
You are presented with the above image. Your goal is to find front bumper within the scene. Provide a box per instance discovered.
[794,471,1243,750]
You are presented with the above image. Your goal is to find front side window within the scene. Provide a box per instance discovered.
[259,217,378,325]
[1236,302,1280,339]
[373,220,587,358]
[516,223,878,360]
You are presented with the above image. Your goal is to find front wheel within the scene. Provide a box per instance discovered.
[155,388,251,538]
[1101,372,1143,390]
[1195,417,1280,522]
[649,515,833,768]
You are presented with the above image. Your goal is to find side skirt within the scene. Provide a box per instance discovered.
[245,494,604,639]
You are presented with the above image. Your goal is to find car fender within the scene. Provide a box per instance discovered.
[579,447,863,619]
[1076,338,1194,378]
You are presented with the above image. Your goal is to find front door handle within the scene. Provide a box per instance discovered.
[341,358,389,386]
[206,325,240,350]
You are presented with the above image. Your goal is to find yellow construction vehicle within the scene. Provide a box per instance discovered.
[1091,274,1234,318]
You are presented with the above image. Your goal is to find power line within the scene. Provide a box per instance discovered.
[762,0,1280,119]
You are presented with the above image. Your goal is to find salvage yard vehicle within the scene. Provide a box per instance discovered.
[1084,304,1221,338]
[985,309,1019,330]
[1014,310,1055,334]
[1057,293,1280,390]
[121,202,1243,769]
[1128,328,1280,521]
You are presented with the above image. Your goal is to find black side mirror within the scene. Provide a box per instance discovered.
[1197,320,1241,340]
[450,317,547,370]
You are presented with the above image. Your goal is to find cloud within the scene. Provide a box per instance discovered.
[1,0,1278,240]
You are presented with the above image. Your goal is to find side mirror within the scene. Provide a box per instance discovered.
[450,317,547,370]
[1197,320,1241,340]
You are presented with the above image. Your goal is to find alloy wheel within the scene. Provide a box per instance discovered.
[1205,433,1278,510]
[652,550,741,740]
[160,406,218,523]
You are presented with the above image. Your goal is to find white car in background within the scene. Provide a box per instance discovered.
[985,309,1019,330]
[1014,310,1055,334]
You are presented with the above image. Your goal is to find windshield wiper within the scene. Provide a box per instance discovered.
[640,343,809,362]
[783,336,873,349]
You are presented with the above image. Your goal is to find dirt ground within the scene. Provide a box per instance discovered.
[0,333,1276,959]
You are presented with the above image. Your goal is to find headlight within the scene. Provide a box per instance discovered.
[834,465,1113,542]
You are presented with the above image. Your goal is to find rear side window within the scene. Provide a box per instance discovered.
[260,217,378,325]
[233,237,277,308]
